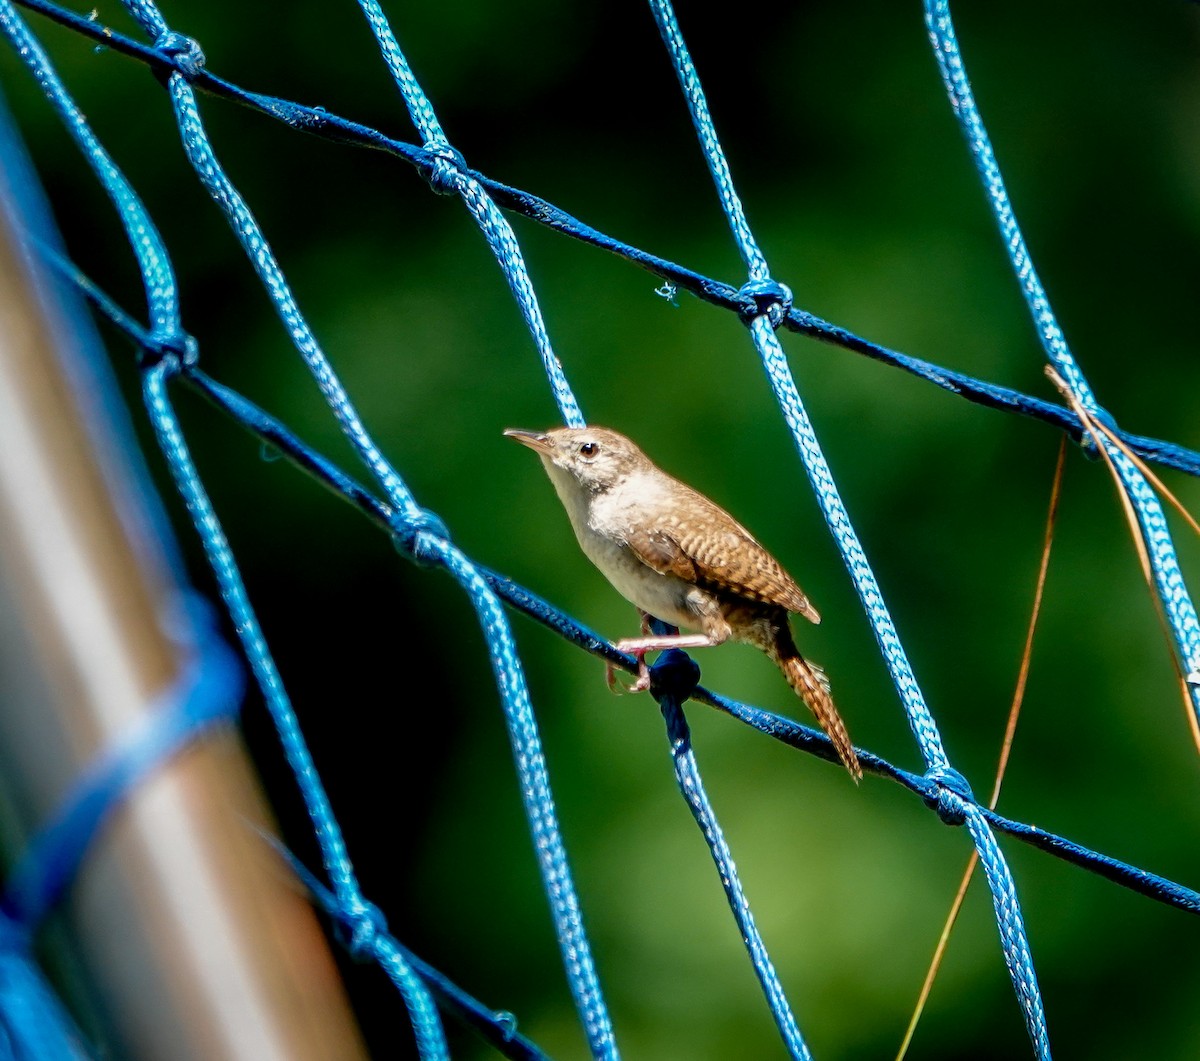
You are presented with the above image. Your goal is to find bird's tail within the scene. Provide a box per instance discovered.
[771,626,862,783]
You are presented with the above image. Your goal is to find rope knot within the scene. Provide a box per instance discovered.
[390,506,450,567]
[924,765,975,826]
[649,648,701,704]
[154,31,206,78]
[420,141,467,195]
[138,331,199,377]
[737,278,793,329]
[341,899,388,962]
[1075,401,1119,461]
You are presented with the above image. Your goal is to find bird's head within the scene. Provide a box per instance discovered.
[504,426,647,494]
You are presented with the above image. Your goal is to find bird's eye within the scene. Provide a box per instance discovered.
[579,441,599,458]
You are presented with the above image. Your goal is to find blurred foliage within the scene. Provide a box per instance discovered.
[3,0,1200,1058]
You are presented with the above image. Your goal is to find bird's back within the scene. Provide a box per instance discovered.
[630,474,820,623]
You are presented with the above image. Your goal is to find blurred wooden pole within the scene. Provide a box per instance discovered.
[0,164,369,1059]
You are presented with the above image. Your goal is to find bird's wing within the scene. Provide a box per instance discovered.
[624,494,820,623]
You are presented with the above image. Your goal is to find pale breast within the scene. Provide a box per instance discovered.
[575,521,696,629]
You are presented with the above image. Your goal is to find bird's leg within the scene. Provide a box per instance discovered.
[607,611,655,693]
[615,632,724,653]
[608,608,729,694]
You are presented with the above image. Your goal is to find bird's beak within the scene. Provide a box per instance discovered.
[503,428,552,454]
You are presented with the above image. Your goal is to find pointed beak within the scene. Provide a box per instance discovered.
[504,428,552,454]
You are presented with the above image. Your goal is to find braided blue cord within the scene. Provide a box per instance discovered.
[12,0,1200,482]
[139,367,357,913]
[38,237,1200,1058]
[4,0,375,927]
[351,0,446,145]
[278,843,554,1061]
[117,0,426,526]
[350,0,584,429]
[961,806,1049,1055]
[2,607,243,930]
[646,2,766,280]
[930,776,1050,1056]
[96,1,609,1047]
[0,0,177,341]
[657,683,812,1060]
[7,1,1199,1055]
[749,317,949,764]
[652,0,956,757]
[434,542,617,1058]
[343,6,612,1050]
[141,362,447,1055]
[924,0,1200,725]
[647,0,1052,1053]
[357,912,451,1061]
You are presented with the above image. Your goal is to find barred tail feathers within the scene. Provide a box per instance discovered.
[771,626,861,782]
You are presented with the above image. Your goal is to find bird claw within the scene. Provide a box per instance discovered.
[605,653,651,694]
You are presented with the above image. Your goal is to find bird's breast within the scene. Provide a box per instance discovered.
[576,511,696,629]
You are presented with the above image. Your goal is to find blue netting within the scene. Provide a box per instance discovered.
[1,2,1197,1058]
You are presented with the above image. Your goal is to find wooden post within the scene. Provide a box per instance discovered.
[0,137,369,1060]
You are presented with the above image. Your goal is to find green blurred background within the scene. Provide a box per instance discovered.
[3,0,1199,1057]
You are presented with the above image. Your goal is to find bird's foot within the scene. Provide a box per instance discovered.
[606,649,651,694]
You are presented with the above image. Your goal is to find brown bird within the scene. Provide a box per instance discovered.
[505,425,861,781]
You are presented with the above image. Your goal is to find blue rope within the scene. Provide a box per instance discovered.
[54,267,1198,923]
[139,360,448,1057]
[348,3,613,1050]
[30,238,615,1056]
[646,0,1052,1052]
[0,601,241,1061]
[0,0,178,345]
[11,0,1200,480]
[350,0,585,429]
[42,220,1200,1059]
[25,0,610,1046]
[21,239,1200,1061]
[16,0,599,1039]
[6,2,1200,1057]
[650,645,812,1061]
[924,0,1200,731]
[119,0,423,523]
[277,843,554,1061]
[1,598,243,929]
[0,935,92,1060]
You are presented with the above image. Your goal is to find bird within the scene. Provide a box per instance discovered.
[505,425,861,781]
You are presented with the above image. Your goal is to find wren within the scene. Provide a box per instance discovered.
[505,425,861,781]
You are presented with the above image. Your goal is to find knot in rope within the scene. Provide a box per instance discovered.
[924,765,975,826]
[154,31,206,79]
[737,278,793,329]
[342,899,388,962]
[138,331,199,377]
[649,647,701,704]
[1075,401,1119,462]
[390,506,450,567]
[420,141,467,196]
